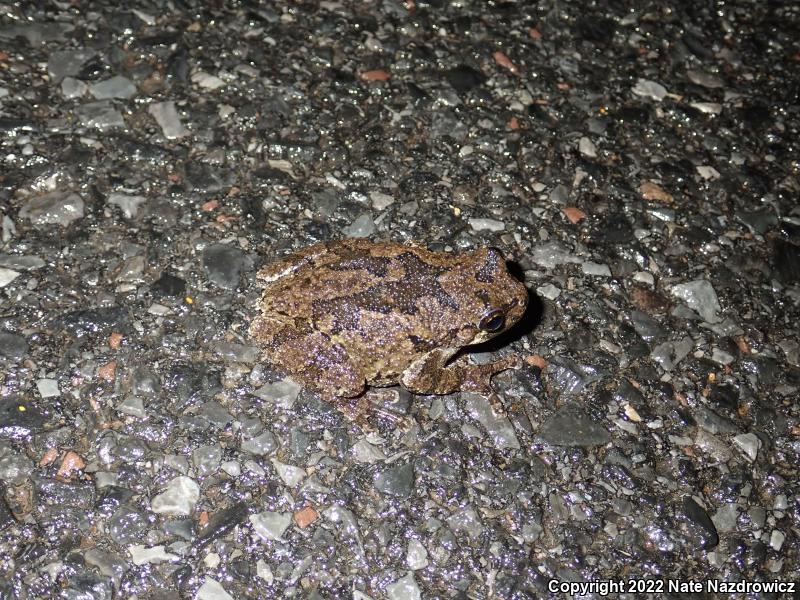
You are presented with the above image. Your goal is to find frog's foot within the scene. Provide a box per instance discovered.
[402,350,521,395]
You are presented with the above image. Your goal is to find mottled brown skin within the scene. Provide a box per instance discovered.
[249,239,528,416]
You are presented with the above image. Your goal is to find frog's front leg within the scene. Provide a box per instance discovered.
[250,314,366,398]
[400,348,520,395]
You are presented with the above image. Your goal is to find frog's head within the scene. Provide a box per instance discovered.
[444,247,529,346]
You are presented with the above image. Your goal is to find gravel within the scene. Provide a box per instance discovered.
[1,1,798,598]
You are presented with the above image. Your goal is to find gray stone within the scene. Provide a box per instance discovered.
[732,433,761,463]
[36,378,60,398]
[150,476,200,516]
[241,430,278,456]
[89,76,137,100]
[374,462,415,498]
[148,101,188,139]
[192,444,222,477]
[250,511,291,541]
[197,577,234,600]
[0,254,45,270]
[252,379,301,410]
[632,78,668,101]
[0,332,28,360]
[270,458,306,487]
[203,244,245,289]
[386,572,421,600]
[0,443,34,484]
[47,49,94,81]
[0,268,19,288]
[61,77,88,98]
[19,191,84,227]
[108,193,146,220]
[670,279,722,323]
[538,408,611,446]
[468,218,505,232]
[711,503,740,533]
[343,213,376,238]
[127,545,179,565]
[76,101,125,130]
[463,393,520,450]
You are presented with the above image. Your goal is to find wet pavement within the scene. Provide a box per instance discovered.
[1,1,798,599]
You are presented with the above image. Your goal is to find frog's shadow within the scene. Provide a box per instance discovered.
[468,261,543,353]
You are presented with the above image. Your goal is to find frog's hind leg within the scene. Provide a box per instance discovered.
[400,348,520,395]
[253,316,366,399]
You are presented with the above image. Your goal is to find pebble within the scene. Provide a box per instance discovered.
[632,78,668,101]
[578,136,597,157]
[192,444,222,477]
[581,261,611,276]
[385,572,422,600]
[19,191,85,227]
[61,77,88,98]
[202,243,246,289]
[197,577,235,600]
[343,213,376,238]
[150,476,200,516]
[191,71,226,90]
[670,279,722,323]
[270,458,306,487]
[0,332,28,360]
[463,393,520,450]
[250,511,292,541]
[0,443,34,485]
[252,379,301,410]
[351,440,386,464]
[406,539,429,570]
[732,433,761,463]
[374,462,415,499]
[650,338,693,371]
[0,254,45,270]
[46,48,94,81]
[468,218,506,232]
[128,545,179,565]
[711,503,740,533]
[370,191,395,210]
[36,378,60,398]
[76,100,126,129]
[108,193,147,220]
[530,241,582,269]
[148,101,188,139]
[538,408,611,446]
[0,268,19,288]
[536,283,561,300]
[241,430,278,456]
[89,75,137,100]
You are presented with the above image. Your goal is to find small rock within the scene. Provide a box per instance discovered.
[732,433,761,463]
[47,48,94,81]
[108,193,146,220]
[197,577,234,600]
[0,268,19,288]
[241,430,278,456]
[61,77,88,98]
[468,218,505,232]
[536,283,561,300]
[270,458,306,487]
[202,244,245,289]
[632,78,668,101]
[581,261,611,276]
[385,572,421,600]
[0,443,34,484]
[150,476,200,516]
[250,511,292,541]
[463,393,520,450]
[374,462,415,499]
[89,75,137,100]
[578,136,597,157]
[191,71,226,90]
[670,279,722,323]
[76,100,126,130]
[36,379,60,398]
[19,191,84,227]
[343,213,376,238]
[148,101,188,139]
[0,332,28,360]
[128,545,179,566]
[252,379,301,410]
[406,539,429,570]
[538,408,611,446]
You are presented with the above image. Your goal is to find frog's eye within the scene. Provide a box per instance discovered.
[479,309,506,332]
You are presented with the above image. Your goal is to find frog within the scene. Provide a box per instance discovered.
[249,238,528,418]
